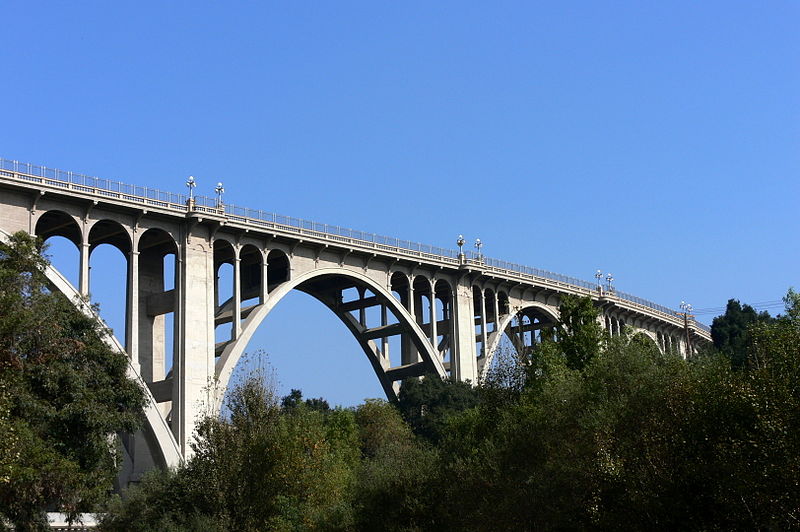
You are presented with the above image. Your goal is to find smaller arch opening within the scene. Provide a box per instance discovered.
[267,249,290,290]
[36,210,81,248]
[239,244,263,307]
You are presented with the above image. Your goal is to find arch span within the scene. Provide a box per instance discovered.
[215,267,446,404]
[480,303,559,382]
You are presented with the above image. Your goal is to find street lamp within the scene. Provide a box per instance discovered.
[186,176,196,201]
[605,273,614,292]
[457,235,465,256]
[595,269,603,291]
[214,182,225,209]
[679,301,694,357]
[474,238,483,261]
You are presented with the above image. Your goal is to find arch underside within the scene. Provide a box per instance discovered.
[214,268,447,403]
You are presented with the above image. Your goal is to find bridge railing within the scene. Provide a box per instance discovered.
[0,158,711,332]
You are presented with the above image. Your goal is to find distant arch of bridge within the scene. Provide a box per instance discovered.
[0,158,710,482]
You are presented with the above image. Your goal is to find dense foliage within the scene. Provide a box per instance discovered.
[0,232,145,530]
[711,298,774,367]
[101,292,800,530]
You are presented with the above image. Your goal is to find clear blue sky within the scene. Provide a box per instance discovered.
[2,2,798,405]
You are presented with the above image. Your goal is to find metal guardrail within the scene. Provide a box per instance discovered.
[0,158,710,333]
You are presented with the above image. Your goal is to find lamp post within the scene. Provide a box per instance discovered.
[186,176,196,208]
[215,182,225,210]
[680,301,693,356]
[605,273,614,293]
[474,238,483,262]
[595,269,603,293]
[457,235,465,263]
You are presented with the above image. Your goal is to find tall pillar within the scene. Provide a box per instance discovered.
[402,278,418,365]
[429,279,438,353]
[381,304,389,360]
[79,240,90,296]
[126,250,140,370]
[232,254,242,339]
[260,251,269,303]
[174,225,216,457]
[493,292,500,331]
[138,250,165,383]
[358,287,367,327]
[452,277,477,383]
[479,289,488,357]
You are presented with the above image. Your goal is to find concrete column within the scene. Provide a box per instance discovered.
[174,226,216,457]
[126,250,140,370]
[479,289,488,357]
[381,304,389,360]
[358,287,367,327]
[408,279,415,320]
[79,241,90,296]
[138,251,165,383]
[402,278,418,365]
[452,278,477,382]
[260,251,269,303]
[493,292,500,331]
[232,255,242,340]
[429,279,438,353]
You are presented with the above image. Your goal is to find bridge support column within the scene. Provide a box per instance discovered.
[79,240,90,297]
[479,289,488,357]
[233,255,242,339]
[260,252,269,303]
[381,304,389,361]
[452,278,477,383]
[401,278,418,365]
[429,279,438,354]
[126,250,140,370]
[174,229,216,457]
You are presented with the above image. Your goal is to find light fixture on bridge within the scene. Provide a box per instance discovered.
[186,176,196,200]
[457,235,465,256]
[595,269,603,291]
[680,301,693,314]
[215,182,225,208]
[605,272,614,292]
[474,238,483,261]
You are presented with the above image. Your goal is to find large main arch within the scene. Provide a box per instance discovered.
[215,267,447,404]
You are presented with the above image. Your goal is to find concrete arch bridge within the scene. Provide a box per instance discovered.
[0,159,710,480]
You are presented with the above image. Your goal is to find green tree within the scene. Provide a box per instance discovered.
[397,375,479,443]
[554,294,606,371]
[354,399,439,531]
[103,375,360,532]
[711,298,773,367]
[0,231,145,530]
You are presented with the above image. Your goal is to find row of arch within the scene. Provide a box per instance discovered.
[33,208,690,409]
